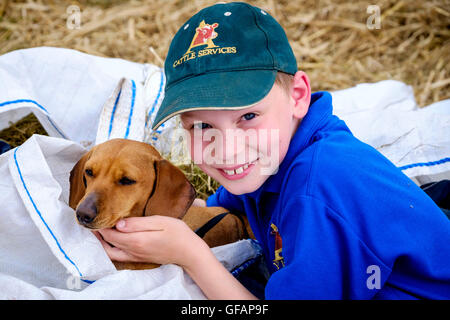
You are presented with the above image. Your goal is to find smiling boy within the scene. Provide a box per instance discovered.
[97,2,450,299]
[179,71,306,195]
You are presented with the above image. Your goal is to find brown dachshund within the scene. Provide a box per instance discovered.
[69,138,253,270]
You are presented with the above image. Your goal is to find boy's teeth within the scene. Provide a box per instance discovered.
[223,161,255,176]
[235,167,244,174]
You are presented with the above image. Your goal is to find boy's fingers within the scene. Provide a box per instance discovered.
[115,216,170,233]
[94,231,114,250]
[101,238,137,262]
[97,227,137,250]
[105,245,136,262]
[95,229,140,262]
[192,198,206,207]
[92,230,103,242]
[92,230,118,251]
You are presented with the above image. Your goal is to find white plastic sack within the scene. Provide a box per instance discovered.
[0,46,173,150]
[0,134,260,299]
[331,80,450,184]
[95,78,146,144]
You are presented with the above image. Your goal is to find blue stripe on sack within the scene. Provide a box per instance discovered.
[13,147,94,284]
[0,99,48,112]
[82,278,95,284]
[147,69,165,126]
[399,157,450,171]
[107,89,122,139]
[124,80,136,139]
[46,116,67,139]
[0,99,67,138]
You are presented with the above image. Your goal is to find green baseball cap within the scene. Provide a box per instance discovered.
[152,1,297,130]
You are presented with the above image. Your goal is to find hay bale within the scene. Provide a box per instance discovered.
[0,113,47,148]
[1,0,447,105]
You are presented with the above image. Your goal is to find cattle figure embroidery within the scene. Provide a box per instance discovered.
[186,20,219,54]
[172,20,236,68]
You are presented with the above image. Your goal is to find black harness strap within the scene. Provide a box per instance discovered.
[194,211,250,239]
[194,212,230,238]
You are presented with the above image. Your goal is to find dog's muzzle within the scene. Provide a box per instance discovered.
[76,193,98,226]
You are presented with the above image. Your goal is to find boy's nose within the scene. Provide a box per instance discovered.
[221,129,258,165]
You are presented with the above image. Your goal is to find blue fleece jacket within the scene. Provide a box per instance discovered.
[207,92,450,299]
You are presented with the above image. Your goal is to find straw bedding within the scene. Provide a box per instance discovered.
[0,0,448,197]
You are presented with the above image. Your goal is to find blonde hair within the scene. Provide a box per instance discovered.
[275,71,294,96]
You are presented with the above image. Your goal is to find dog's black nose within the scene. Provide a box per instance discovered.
[76,194,98,225]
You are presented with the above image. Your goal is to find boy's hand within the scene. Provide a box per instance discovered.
[94,214,257,300]
[95,216,208,268]
[192,198,206,207]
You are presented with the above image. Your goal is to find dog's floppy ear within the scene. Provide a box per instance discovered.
[144,159,196,219]
[69,149,93,210]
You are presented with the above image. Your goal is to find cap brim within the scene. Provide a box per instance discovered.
[152,69,277,130]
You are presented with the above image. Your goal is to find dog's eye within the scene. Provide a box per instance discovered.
[119,177,136,186]
[85,169,93,177]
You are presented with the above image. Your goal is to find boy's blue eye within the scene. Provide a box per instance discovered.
[242,113,256,121]
[192,122,212,130]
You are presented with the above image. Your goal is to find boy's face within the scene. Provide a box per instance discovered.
[180,71,310,195]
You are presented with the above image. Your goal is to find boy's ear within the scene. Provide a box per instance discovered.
[291,71,311,119]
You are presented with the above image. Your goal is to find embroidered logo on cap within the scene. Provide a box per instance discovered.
[186,20,219,54]
[173,20,237,68]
